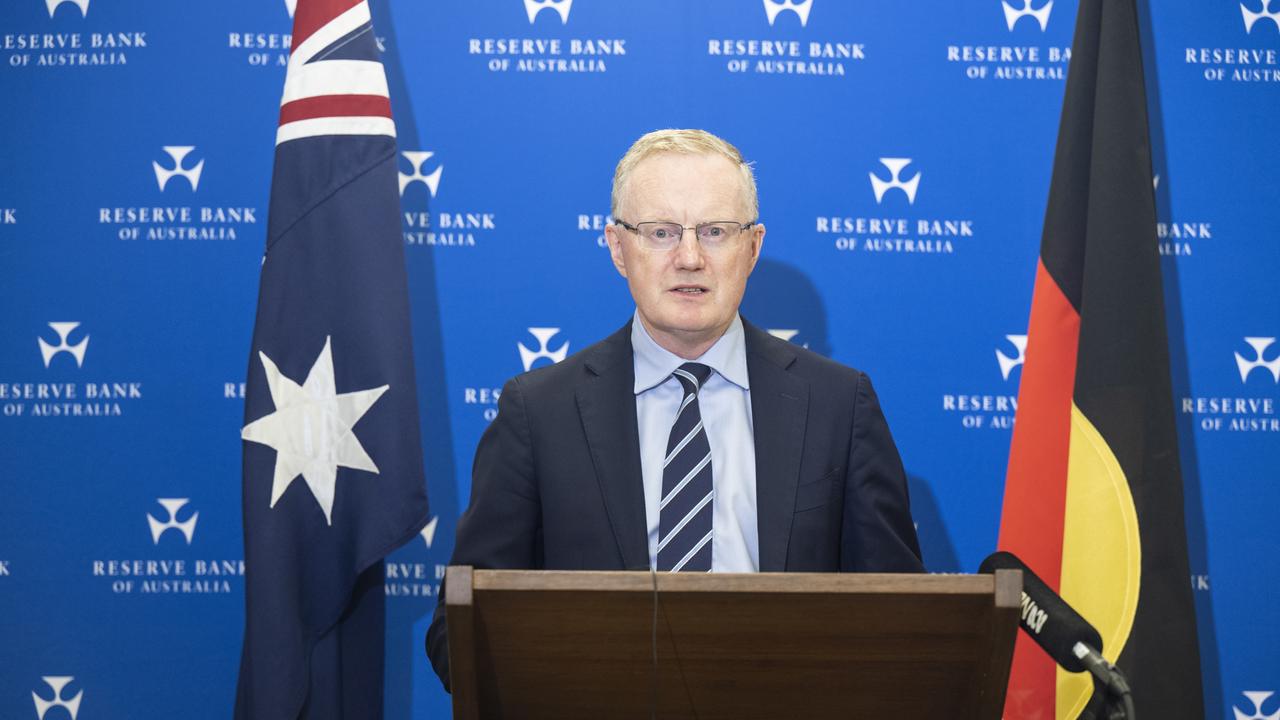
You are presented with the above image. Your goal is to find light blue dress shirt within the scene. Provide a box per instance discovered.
[632,313,759,572]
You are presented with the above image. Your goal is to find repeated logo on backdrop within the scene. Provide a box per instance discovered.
[945,1,1070,81]
[147,498,199,545]
[995,334,1028,381]
[468,0,627,74]
[46,0,89,17]
[153,146,205,192]
[224,0,299,67]
[577,212,613,249]
[385,515,443,599]
[1242,1,1280,34]
[815,157,978,255]
[1157,175,1213,257]
[1002,0,1053,32]
[1,322,142,418]
[38,322,89,368]
[399,149,495,249]
[1234,690,1280,720]
[1183,3,1280,83]
[941,334,1022,430]
[518,327,570,371]
[96,147,259,241]
[767,328,811,349]
[1181,336,1279,433]
[32,676,82,720]
[399,151,443,198]
[91,498,243,595]
[223,0,388,68]
[4,0,148,68]
[868,158,920,205]
[463,327,572,422]
[707,0,866,77]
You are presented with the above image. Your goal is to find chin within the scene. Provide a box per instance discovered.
[663,315,725,339]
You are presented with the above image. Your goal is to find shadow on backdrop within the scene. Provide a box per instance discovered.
[1137,0,1221,713]
[741,258,832,358]
[371,1,460,717]
[907,475,960,573]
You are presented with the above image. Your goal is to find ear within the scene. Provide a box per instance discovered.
[605,224,629,278]
[747,222,765,271]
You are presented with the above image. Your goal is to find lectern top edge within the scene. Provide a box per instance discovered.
[454,566,1020,603]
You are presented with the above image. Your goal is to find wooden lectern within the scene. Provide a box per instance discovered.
[445,566,1021,719]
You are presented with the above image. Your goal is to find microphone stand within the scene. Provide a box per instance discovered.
[1076,642,1137,720]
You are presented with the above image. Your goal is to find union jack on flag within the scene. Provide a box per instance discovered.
[277,0,395,145]
[235,0,429,718]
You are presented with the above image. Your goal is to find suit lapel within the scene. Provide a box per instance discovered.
[744,321,808,572]
[576,323,650,571]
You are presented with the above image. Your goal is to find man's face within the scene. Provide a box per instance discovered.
[606,152,765,359]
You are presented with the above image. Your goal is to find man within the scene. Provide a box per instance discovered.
[426,129,922,689]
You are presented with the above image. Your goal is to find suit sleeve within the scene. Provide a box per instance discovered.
[425,376,542,692]
[841,372,925,572]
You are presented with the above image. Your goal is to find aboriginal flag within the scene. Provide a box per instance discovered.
[235,0,430,718]
[996,0,1203,717]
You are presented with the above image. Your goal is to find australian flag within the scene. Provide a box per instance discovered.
[235,0,429,717]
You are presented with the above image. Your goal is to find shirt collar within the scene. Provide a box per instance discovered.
[632,311,750,394]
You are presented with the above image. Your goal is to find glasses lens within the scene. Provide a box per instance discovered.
[639,222,683,248]
[698,222,739,245]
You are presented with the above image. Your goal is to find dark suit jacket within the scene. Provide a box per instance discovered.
[426,318,923,688]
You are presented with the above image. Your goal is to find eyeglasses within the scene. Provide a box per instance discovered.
[614,219,757,252]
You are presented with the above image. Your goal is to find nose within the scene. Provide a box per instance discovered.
[672,228,706,269]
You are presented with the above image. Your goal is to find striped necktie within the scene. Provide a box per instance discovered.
[657,362,714,572]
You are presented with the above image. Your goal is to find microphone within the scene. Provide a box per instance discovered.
[980,551,1135,718]
[980,551,1105,674]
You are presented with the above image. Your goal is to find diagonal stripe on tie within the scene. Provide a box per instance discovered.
[658,489,713,553]
[660,451,711,509]
[657,362,714,572]
[664,420,705,467]
[670,530,713,572]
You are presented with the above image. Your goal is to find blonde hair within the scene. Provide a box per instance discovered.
[610,129,758,220]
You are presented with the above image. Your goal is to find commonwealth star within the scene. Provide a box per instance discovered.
[241,337,387,524]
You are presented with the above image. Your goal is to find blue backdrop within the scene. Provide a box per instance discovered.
[2,0,1277,718]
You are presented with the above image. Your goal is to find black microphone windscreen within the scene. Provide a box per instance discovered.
[980,550,1104,673]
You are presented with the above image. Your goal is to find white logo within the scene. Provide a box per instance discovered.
[1236,337,1280,383]
[518,327,568,371]
[420,515,439,548]
[1242,1,1280,33]
[45,0,89,17]
[38,322,89,368]
[1002,0,1053,31]
[524,0,572,24]
[1235,691,1280,720]
[241,337,388,525]
[997,334,1028,380]
[147,498,199,545]
[284,0,296,19]
[398,151,443,198]
[33,676,82,720]
[869,158,920,205]
[767,328,812,349]
[153,146,204,192]
[763,0,813,26]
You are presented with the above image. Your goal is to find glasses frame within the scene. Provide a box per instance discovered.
[613,219,758,251]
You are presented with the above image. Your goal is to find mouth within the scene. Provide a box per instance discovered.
[670,285,709,296]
